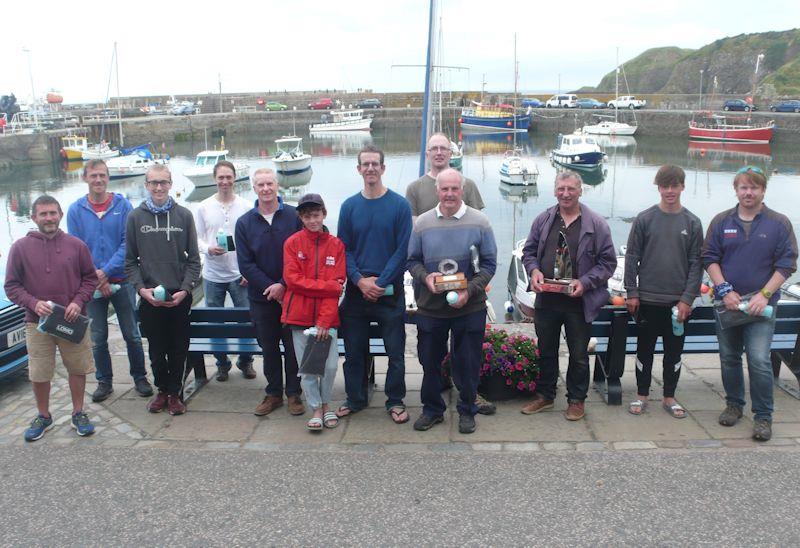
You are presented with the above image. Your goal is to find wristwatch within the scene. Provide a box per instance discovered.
[761,288,773,298]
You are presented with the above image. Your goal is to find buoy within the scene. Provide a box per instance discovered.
[700,149,706,156]
[504,300,514,313]
[506,121,513,127]
[458,118,463,123]
[700,283,709,294]
[610,295,625,306]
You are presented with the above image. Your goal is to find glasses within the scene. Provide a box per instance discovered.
[427,145,450,153]
[146,179,172,187]
[359,161,382,168]
[736,166,764,175]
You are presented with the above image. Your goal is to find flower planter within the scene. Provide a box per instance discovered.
[479,373,526,401]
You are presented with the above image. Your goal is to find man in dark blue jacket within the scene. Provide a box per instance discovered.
[703,166,798,441]
[67,159,152,402]
[235,168,304,417]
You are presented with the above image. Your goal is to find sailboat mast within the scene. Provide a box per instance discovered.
[513,34,518,145]
[418,0,437,177]
[615,47,619,125]
[115,42,124,147]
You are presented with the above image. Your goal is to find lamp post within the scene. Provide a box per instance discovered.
[22,47,36,104]
[752,53,765,101]
[698,69,704,110]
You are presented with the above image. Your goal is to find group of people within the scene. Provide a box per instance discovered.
[4,131,796,443]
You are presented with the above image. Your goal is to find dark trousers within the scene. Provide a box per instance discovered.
[250,300,300,397]
[417,309,485,417]
[139,298,191,396]
[340,285,406,411]
[635,303,684,398]
[534,306,591,401]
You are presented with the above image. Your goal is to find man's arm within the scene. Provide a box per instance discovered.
[235,216,274,294]
[578,220,617,291]
[181,212,202,293]
[406,229,429,284]
[623,215,643,299]
[465,179,485,210]
[681,218,705,304]
[72,243,99,309]
[193,204,211,256]
[337,203,362,285]
[3,244,38,313]
[100,197,131,278]
[521,214,545,277]
[124,214,145,291]
[376,200,413,288]
[466,226,497,298]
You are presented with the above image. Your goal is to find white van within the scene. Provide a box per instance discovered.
[545,94,578,108]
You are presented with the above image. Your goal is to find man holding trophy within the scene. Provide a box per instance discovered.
[407,169,497,434]
[520,172,617,421]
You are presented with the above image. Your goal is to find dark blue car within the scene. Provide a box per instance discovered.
[769,100,800,113]
[0,267,28,380]
[576,98,607,109]
[723,99,755,112]
[521,98,544,108]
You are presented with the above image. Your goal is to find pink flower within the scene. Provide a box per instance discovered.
[517,382,525,390]
[482,342,490,350]
[516,363,523,371]
[505,379,512,386]
[501,345,509,352]
[528,382,536,390]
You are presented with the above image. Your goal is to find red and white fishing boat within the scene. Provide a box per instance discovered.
[688,112,774,143]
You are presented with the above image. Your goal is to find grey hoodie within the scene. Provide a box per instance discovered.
[124,201,201,294]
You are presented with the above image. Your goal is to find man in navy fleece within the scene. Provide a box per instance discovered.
[336,145,413,423]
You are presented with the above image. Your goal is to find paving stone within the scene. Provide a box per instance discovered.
[691,410,754,440]
[113,423,133,434]
[250,418,345,444]
[104,398,170,436]
[505,442,541,452]
[430,442,471,453]
[722,439,759,448]
[459,403,594,443]
[350,443,381,453]
[542,442,574,451]
[126,431,143,440]
[135,440,175,449]
[54,415,72,426]
[656,441,686,449]
[384,443,430,452]
[153,412,259,442]
[588,408,709,442]
[205,442,241,450]
[243,442,281,452]
[472,443,503,452]
[576,442,607,451]
[687,439,723,449]
[612,441,657,450]
[341,408,449,444]
[184,384,267,413]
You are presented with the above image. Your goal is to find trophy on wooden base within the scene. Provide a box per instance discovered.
[434,258,467,292]
[541,231,575,295]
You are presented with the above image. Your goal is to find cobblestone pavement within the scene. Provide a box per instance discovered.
[2,323,800,454]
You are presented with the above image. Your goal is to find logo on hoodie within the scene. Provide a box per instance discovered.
[141,225,184,234]
[325,255,335,266]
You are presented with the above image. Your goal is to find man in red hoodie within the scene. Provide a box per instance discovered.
[4,195,98,442]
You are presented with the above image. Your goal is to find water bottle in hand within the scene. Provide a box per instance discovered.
[671,306,684,336]
[737,302,774,318]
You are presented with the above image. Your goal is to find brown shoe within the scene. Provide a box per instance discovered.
[287,394,305,416]
[565,400,585,421]
[147,392,169,413]
[167,394,186,416]
[239,363,257,379]
[520,396,555,415]
[254,395,283,416]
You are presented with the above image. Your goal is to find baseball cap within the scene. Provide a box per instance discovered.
[297,193,325,211]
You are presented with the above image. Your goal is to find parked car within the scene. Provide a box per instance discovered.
[608,96,646,109]
[357,98,383,109]
[170,102,196,115]
[0,265,28,380]
[265,101,288,111]
[545,94,578,108]
[723,99,756,112]
[576,98,607,109]
[769,100,800,113]
[308,98,334,110]
[521,98,544,108]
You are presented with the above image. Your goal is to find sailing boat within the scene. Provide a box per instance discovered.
[499,35,538,186]
[582,49,637,136]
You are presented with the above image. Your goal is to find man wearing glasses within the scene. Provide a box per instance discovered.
[125,165,201,415]
[703,166,797,441]
[520,171,616,420]
[336,145,413,423]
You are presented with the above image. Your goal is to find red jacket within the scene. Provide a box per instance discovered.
[281,228,346,329]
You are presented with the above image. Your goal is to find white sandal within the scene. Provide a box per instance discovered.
[323,412,339,429]
[306,417,323,431]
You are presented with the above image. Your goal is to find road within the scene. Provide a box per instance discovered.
[2,445,798,546]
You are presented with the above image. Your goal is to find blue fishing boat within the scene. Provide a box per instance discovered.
[549,132,605,168]
[459,102,530,133]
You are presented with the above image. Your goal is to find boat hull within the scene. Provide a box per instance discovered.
[309,118,372,132]
[688,123,774,143]
[549,150,605,168]
[460,114,530,133]
[82,148,120,160]
[582,122,637,136]
[273,155,312,175]
[61,148,84,161]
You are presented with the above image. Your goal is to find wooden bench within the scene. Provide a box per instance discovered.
[590,302,800,405]
[181,307,385,400]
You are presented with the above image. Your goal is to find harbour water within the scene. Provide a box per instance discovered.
[1,127,799,319]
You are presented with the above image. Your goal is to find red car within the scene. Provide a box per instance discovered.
[308,98,333,110]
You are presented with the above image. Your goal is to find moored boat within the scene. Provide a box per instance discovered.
[183,149,250,188]
[309,109,373,132]
[688,112,774,143]
[459,102,530,133]
[499,149,538,186]
[272,136,312,175]
[549,132,605,168]
[107,144,170,180]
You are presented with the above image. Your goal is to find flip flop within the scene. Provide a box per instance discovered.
[323,411,339,429]
[663,402,687,419]
[628,399,647,416]
[306,417,323,431]
[335,405,359,418]
[389,406,409,424]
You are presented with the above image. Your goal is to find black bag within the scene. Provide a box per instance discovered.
[37,302,91,344]
[298,334,332,376]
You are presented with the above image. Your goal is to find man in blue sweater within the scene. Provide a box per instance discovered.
[336,145,413,423]
[67,159,152,402]
[703,166,797,441]
[236,168,304,417]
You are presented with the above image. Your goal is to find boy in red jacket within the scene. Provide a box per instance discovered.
[281,194,346,431]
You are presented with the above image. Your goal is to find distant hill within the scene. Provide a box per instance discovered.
[580,29,800,97]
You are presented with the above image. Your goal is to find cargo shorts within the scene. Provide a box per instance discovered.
[25,323,95,382]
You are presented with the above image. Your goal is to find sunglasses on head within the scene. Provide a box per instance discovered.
[736,165,764,176]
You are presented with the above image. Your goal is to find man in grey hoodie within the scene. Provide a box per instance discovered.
[125,165,201,416]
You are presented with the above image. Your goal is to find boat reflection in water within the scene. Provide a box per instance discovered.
[499,181,538,203]
[687,140,772,160]
[552,161,607,186]
[461,132,533,156]
[278,169,313,204]
[308,131,372,157]
[593,134,637,152]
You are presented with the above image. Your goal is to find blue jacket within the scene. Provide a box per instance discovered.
[235,198,302,304]
[702,204,797,305]
[67,193,132,281]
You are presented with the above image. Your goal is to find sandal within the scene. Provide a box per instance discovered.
[306,417,323,431]
[335,405,359,418]
[663,401,687,419]
[628,399,647,416]
[389,406,409,424]
[323,411,339,429]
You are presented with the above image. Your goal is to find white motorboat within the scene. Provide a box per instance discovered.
[549,132,606,169]
[183,149,250,188]
[82,141,120,160]
[309,109,373,132]
[582,119,637,136]
[499,149,538,186]
[106,144,169,179]
[272,136,312,175]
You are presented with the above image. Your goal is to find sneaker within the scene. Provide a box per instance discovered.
[476,394,497,415]
[254,395,283,416]
[287,394,306,416]
[753,419,772,441]
[148,392,169,413]
[167,395,186,416]
[565,400,585,421]
[718,405,743,427]
[413,414,444,431]
[521,396,555,415]
[24,414,54,442]
[134,378,154,397]
[458,414,476,434]
[71,411,95,437]
[238,362,257,380]
[91,383,114,403]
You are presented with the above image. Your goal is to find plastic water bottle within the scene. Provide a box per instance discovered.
[303,327,335,337]
[153,285,167,302]
[216,229,229,252]
[671,306,684,336]
[93,283,121,299]
[738,302,774,318]
[446,291,459,306]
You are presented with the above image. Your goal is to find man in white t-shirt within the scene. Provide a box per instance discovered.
[194,161,255,381]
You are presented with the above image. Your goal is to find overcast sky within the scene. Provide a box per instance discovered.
[2,0,794,104]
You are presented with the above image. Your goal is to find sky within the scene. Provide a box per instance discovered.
[2,0,795,104]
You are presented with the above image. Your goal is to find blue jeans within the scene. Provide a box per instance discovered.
[534,306,591,401]
[204,279,254,368]
[716,315,776,421]
[340,285,406,411]
[292,327,339,409]
[86,282,146,385]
